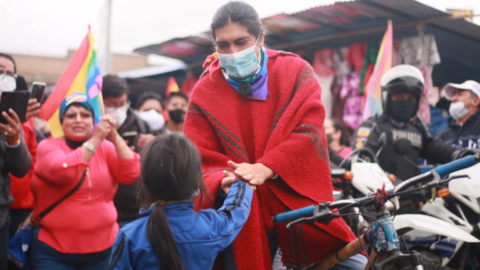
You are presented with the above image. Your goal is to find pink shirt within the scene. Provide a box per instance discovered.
[31,138,140,254]
[336,146,353,159]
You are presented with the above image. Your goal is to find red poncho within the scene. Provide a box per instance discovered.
[185,49,356,270]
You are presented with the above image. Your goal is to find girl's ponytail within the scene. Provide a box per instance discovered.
[147,203,184,270]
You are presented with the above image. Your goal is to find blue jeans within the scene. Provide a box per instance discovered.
[30,227,112,270]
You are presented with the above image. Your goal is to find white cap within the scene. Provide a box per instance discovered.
[381,65,424,87]
[444,80,480,99]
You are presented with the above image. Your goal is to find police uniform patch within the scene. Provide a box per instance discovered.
[356,127,371,139]
[355,139,365,149]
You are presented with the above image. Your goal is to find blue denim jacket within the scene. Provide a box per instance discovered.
[108,181,252,270]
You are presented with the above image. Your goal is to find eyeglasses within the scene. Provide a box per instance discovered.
[105,100,130,109]
[0,68,17,80]
[63,112,93,120]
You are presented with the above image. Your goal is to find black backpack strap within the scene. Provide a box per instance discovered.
[33,169,87,224]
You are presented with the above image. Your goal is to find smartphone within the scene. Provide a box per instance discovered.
[122,131,138,147]
[30,82,46,103]
[0,91,30,124]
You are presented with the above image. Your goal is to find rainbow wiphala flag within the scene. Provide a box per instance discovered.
[362,20,393,120]
[39,27,104,138]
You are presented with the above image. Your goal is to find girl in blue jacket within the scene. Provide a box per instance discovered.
[108,134,253,270]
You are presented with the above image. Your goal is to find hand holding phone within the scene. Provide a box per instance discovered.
[0,91,30,124]
[0,109,22,145]
[122,131,138,147]
[30,82,46,103]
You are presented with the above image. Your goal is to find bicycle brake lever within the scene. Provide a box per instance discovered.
[422,174,470,189]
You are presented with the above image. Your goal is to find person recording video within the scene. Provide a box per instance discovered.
[0,52,32,270]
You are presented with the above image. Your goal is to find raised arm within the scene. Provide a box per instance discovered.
[209,181,253,248]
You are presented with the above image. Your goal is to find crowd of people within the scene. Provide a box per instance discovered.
[0,1,479,270]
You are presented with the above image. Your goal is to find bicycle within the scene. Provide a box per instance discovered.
[273,154,480,270]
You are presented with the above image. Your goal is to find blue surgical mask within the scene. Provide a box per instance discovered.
[218,38,260,79]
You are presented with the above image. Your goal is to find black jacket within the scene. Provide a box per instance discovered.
[437,111,480,149]
[0,132,32,228]
[0,132,32,208]
[114,109,152,221]
[352,115,459,180]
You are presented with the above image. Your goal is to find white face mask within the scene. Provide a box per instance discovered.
[0,75,16,92]
[137,109,165,131]
[217,37,261,79]
[449,101,471,121]
[106,104,129,127]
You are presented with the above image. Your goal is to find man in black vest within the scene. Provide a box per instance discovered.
[102,75,151,227]
[352,65,472,180]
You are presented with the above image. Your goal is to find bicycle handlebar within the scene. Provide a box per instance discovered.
[274,205,315,224]
[435,155,476,177]
[273,154,480,224]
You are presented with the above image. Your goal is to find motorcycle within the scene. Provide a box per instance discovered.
[331,138,480,269]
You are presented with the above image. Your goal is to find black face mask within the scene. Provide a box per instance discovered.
[65,136,90,149]
[169,109,185,124]
[388,100,417,122]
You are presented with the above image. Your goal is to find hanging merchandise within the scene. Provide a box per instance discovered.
[312,48,336,118]
[333,47,350,85]
[345,43,366,74]
[318,75,335,118]
[341,72,363,130]
[359,42,379,95]
[398,34,440,67]
[331,47,350,121]
[398,34,441,124]
[418,66,433,124]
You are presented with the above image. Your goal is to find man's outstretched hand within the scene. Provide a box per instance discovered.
[227,161,274,186]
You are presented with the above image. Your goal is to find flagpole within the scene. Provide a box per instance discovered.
[105,0,113,74]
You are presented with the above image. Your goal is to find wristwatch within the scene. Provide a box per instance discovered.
[82,142,96,154]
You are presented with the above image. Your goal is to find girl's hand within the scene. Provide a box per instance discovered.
[221,170,237,194]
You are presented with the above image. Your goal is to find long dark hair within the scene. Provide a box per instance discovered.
[140,134,205,270]
[332,118,351,147]
[211,1,264,41]
[0,53,16,73]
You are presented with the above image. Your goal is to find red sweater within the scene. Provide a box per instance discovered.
[31,138,140,254]
[185,49,356,269]
[10,118,37,209]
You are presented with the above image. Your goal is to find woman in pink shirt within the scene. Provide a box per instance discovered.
[324,118,353,158]
[30,93,140,270]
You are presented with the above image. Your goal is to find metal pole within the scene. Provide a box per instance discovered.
[105,0,113,74]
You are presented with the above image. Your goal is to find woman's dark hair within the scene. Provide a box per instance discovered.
[135,91,164,110]
[211,1,264,40]
[0,53,16,73]
[332,118,351,147]
[140,134,205,270]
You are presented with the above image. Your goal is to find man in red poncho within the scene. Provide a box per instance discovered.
[184,2,363,270]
